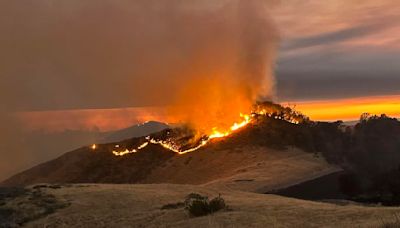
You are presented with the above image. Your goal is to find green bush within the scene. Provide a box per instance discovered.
[184,193,226,217]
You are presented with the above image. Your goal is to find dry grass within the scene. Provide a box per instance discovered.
[144,145,340,193]
[23,184,400,228]
[378,214,400,228]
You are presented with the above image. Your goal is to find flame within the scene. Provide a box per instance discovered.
[209,113,251,139]
[113,149,137,156]
[137,142,149,149]
[111,112,253,156]
[209,128,229,139]
[112,142,149,156]
[150,138,208,155]
[110,106,301,157]
[91,144,97,150]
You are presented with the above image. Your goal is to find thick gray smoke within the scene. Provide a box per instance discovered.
[0,0,278,180]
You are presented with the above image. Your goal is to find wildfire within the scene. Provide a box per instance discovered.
[91,144,97,150]
[137,142,149,149]
[112,113,252,156]
[110,103,304,157]
[112,142,149,156]
[113,149,137,156]
[209,113,251,139]
[150,138,208,155]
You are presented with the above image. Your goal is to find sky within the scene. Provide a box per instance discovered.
[0,0,398,129]
[273,0,400,102]
[0,0,399,180]
[0,0,399,112]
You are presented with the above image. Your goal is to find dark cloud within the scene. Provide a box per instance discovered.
[281,23,389,51]
[276,47,400,101]
[277,72,400,101]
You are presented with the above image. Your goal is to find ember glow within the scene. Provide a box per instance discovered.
[111,105,302,156]
[112,113,253,156]
[209,114,251,139]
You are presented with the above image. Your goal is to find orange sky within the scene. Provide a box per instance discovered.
[16,95,400,132]
[289,95,400,121]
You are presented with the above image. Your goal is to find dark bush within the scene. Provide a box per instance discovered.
[186,199,211,217]
[209,195,226,213]
[184,193,226,217]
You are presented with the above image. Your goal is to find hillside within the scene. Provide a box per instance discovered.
[0,121,169,183]
[21,184,400,227]
[2,109,400,227]
[2,115,339,192]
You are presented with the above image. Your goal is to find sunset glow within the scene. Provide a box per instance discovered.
[291,95,400,121]
[14,95,400,133]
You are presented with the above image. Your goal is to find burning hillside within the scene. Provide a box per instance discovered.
[2,102,325,188]
[109,102,307,156]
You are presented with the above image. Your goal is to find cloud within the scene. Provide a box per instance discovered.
[281,23,389,51]
[277,72,400,101]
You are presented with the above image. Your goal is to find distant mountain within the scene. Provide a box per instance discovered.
[0,121,169,182]
[100,121,169,143]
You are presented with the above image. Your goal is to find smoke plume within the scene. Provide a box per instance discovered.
[156,0,279,134]
[0,0,278,180]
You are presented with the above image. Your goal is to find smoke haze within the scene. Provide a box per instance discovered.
[166,0,278,134]
[0,0,278,180]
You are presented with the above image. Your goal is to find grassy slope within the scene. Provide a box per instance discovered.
[26,184,400,228]
[144,143,340,193]
[2,119,340,193]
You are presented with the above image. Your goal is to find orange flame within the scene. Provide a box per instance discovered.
[112,112,253,156]
[110,104,305,157]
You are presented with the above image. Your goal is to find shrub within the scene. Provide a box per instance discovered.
[186,198,211,217]
[209,195,226,213]
[184,193,226,217]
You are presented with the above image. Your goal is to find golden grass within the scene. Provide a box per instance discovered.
[25,184,400,228]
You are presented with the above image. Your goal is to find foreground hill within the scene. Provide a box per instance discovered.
[2,116,339,193]
[18,184,400,227]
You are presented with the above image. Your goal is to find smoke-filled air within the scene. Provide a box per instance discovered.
[158,0,279,136]
[0,0,278,179]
